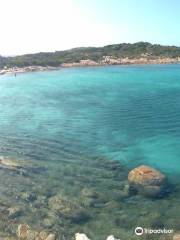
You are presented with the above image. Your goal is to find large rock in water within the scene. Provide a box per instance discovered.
[128,165,167,197]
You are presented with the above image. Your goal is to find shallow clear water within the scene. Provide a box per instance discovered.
[0,65,179,239]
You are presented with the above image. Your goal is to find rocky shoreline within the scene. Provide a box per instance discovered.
[0,66,60,75]
[0,56,180,75]
[0,156,177,240]
[61,56,180,67]
[13,225,122,240]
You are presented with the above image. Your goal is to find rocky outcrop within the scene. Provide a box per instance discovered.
[61,56,180,68]
[128,165,167,197]
[61,59,99,67]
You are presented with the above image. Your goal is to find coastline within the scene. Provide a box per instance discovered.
[0,56,180,75]
[0,66,61,75]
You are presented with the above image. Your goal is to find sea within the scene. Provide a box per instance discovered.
[0,64,179,240]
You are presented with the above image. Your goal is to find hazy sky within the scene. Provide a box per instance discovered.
[1,0,180,56]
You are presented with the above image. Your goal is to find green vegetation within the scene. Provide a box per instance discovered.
[1,42,180,68]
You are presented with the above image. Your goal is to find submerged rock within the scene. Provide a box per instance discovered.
[25,230,39,239]
[104,201,121,210]
[81,188,98,198]
[45,233,56,240]
[38,231,49,239]
[112,189,130,201]
[128,165,167,197]
[80,196,96,207]
[17,224,30,238]
[21,192,37,202]
[69,209,91,223]
[43,217,56,228]
[80,194,104,208]
[48,194,74,214]
[48,194,90,223]
[17,225,56,240]
[0,156,23,170]
[8,206,22,218]
[0,156,46,176]
[80,188,106,208]
[34,195,47,208]
[75,233,90,240]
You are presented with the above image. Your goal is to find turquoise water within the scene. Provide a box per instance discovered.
[0,65,179,239]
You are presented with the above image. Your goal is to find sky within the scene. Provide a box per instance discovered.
[0,0,180,56]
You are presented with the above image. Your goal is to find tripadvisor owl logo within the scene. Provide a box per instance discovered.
[135,227,144,236]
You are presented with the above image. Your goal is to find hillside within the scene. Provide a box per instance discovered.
[1,42,180,68]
